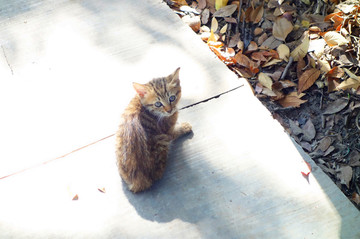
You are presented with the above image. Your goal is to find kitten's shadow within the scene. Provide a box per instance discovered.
[121,132,209,224]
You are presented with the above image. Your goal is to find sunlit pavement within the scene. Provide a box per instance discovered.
[0,1,359,238]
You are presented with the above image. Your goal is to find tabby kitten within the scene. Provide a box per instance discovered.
[116,68,192,193]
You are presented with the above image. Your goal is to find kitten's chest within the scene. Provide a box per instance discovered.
[140,113,176,136]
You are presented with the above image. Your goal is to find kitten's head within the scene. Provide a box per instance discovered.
[133,68,181,117]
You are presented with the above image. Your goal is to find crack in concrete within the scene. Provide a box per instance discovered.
[179,84,244,111]
[1,45,14,75]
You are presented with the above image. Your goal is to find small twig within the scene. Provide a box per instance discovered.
[319,88,324,110]
[280,56,294,80]
[1,45,13,75]
[356,111,360,131]
[236,0,243,34]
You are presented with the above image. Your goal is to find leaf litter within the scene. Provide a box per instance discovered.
[166,0,360,209]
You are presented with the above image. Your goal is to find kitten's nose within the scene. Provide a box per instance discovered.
[164,105,172,113]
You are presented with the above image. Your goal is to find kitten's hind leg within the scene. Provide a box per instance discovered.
[172,122,192,140]
[127,173,153,193]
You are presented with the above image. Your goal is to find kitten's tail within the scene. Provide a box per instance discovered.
[123,115,150,165]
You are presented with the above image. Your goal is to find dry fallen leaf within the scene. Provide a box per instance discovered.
[277,92,307,108]
[182,15,201,32]
[318,59,331,74]
[220,24,228,34]
[201,8,210,24]
[297,68,321,94]
[214,4,237,17]
[215,0,228,10]
[322,98,349,115]
[289,119,303,136]
[277,44,290,61]
[344,68,360,80]
[349,150,360,167]
[336,78,360,91]
[323,31,349,47]
[258,72,273,90]
[198,0,207,9]
[351,193,360,205]
[301,161,312,178]
[338,165,352,188]
[211,17,218,32]
[291,31,309,61]
[250,4,264,24]
[272,16,293,41]
[302,119,316,142]
[262,58,282,67]
[316,136,332,152]
[234,52,259,73]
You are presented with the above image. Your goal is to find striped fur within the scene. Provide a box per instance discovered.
[116,68,192,193]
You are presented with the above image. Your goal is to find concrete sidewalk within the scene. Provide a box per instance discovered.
[0,0,359,238]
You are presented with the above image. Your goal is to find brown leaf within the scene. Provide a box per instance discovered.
[323,98,349,115]
[277,92,307,108]
[323,31,349,47]
[234,52,259,73]
[349,150,360,167]
[246,41,258,52]
[258,72,273,90]
[298,68,321,94]
[316,136,332,152]
[272,16,293,41]
[213,4,237,17]
[228,32,240,48]
[336,78,360,91]
[277,44,290,62]
[201,8,210,24]
[211,17,218,32]
[250,4,264,24]
[338,165,352,188]
[296,58,306,79]
[289,119,303,136]
[182,15,201,32]
[351,193,360,205]
[291,31,310,61]
[302,119,316,142]
[198,0,207,9]
[262,58,282,67]
[261,35,282,49]
[326,66,344,78]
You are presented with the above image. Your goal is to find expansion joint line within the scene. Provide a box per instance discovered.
[180,84,244,110]
[0,134,115,180]
[1,45,14,75]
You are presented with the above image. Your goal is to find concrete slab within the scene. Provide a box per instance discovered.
[1,86,359,239]
[0,0,241,176]
[0,0,359,238]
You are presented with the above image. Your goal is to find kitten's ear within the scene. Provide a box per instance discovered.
[133,82,147,98]
[167,67,180,84]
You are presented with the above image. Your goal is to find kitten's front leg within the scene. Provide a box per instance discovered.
[172,122,192,140]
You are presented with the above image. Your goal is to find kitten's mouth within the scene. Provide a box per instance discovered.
[166,108,177,116]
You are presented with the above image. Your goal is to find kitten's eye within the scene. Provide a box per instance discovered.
[169,95,176,102]
[154,102,163,108]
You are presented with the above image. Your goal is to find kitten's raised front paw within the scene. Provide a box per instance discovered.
[173,122,192,139]
[180,122,192,134]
